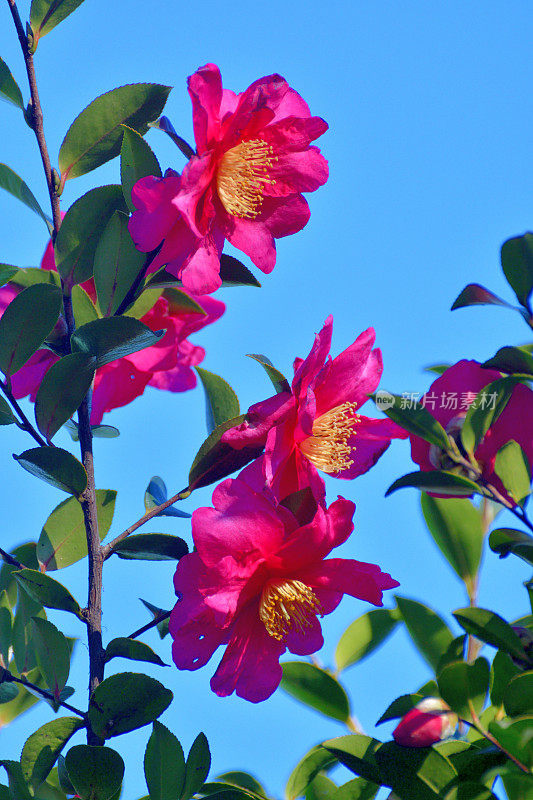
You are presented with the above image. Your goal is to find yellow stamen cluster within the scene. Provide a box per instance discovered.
[259,579,322,641]
[216,139,277,218]
[299,402,360,474]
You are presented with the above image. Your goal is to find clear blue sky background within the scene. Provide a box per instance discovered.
[0,2,532,798]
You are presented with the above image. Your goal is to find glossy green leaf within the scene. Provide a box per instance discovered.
[501,233,533,307]
[483,345,533,376]
[500,764,533,799]
[0,396,16,426]
[35,353,96,441]
[305,774,337,800]
[488,717,533,768]
[0,666,42,726]
[504,671,533,716]
[71,284,99,327]
[490,650,521,706]
[386,470,481,497]
[461,377,520,455]
[59,84,171,181]
[0,591,12,664]
[144,721,185,800]
[94,210,146,316]
[247,354,290,394]
[451,283,514,311]
[14,569,82,618]
[12,586,45,673]
[64,745,124,800]
[139,599,170,639]
[0,164,52,231]
[0,683,18,704]
[424,363,451,375]
[111,533,188,561]
[104,637,166,667]
[164,287,206,316]
[31,617,70,698]
[0,283,61,376]
[437,657,490,719]
[188,415,263,493]
[334,609,399,673]
[494,440,531,505]
[30,0,87,41]
[335,779,378,800]
[198,783,263,800]
[0,760,32,799]
[285,746,336,800]
[375,742,457,800]
[0,264,18,287]
[421,496,484,587]
[371,392,449,449]
[281,662,350,722]
[219,254,261,288]
[14,447,87,496]
[321,736,383,786]
[395,595,454,670]
[38,489,116,570]
[21,716,83,791]
[121,125,161,212]
[453,607,529,661]
[376,693,425,725]
[144,476,191,518]
[444,783,499,800]
[8,266,60,290]
[489,527,533,566]
[88,672,173,739]
[0,57,23,109]
[437,634,467,672]
[216,773,266,797]
[71,316,164,367]
[0,542,38,608]
[196,367,240,433]
[54,185,127,286]
[123,286,163,319]
[182,732,211,800]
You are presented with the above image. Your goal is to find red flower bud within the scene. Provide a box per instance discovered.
[392,698,457,747]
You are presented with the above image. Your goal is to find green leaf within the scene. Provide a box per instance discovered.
[88,672,173,739]
[195,367,240,433]
[144,476,191,518]
[37,489,116,570]
[216,773,266,797]
[219,255,261,288]
[71,316,164,367]
[489,527,533,566]
[139,599,170,639]
[144,721,185,800]
[483,345,533,376]
[71,284,99,327]
[374,742,457,800]
[182,732,211,800]
[488,717,533,768]
[14,569,82,618]
[94,211,146,316]
[0,283,61,376]
[281,662,350,722]
[120,125,161,212]
[188,415,263,493]
[420,496,484,588]
[501,233,533,307]
[424,364,451,375]
[64,745,124,800]
[59,84,171,181]
[31,617,70,698]
[0,396,16,426]
[437,658,490,719]
[334,609,399,673]
[490,650,521,706]
[8,266,60,290]
[386,471,481,498]
[0,683,18,704]
[0,57,23,109]
[437,634,467,672]
[0,264,18,287]
[30,0,87,41]
[494,441,531,505]
[334,779,378,800]
[111,533,188,561]
[504,671,533,716]
[12,588,45,674]
[306,774,337,800]
[164,287,207,316]
[247,354,290,394]
[0,592,13,665]
[104,637,166,667]
[35,353,96,441]
[0,759,32,800]
[371,392,449,449]
[14,447,87,497]
[453,607,529,661]
[0,667,42,726]
[376,693,426,725]
[451,283,514,311]
[21,716,83,791]
[321,736,383,786]
[123,286,163,320]
[395,596,454,670]
[285,746,336,800]
[460,377,520,455]
[57,754,76,794]
[92,424,120,439]
[444,783,499,800]
[0,164,52,231]
[54,185,127,287]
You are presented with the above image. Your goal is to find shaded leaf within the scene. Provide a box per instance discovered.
[94,211,146,316]
[71,316,164,367]
[321,736,383,786]
[306,774,337,800]
[0,57,23,109]
[489,527,533,567]
[504,671,533,716]
[139,599,170,639]
[420,496,484,588]
[285,746,336,800]
[144,721,185,800]
[0,164,52,231]
[371,392,450,449]
[494,441,531,506]
[490,650,521,706]
[281,662,350,722]
[461,377,520,456]
[64,745,124,800]
[0,283,61,376]
[0,683,18,704]
[121,125,161,212]
[196,367,240,433]
[488,717,533,768]
[217,773,266,797]
[35,353,96,441]
[21,716,83,791]
[437,658,490,719]
[12,587,45,673]
[14,447,87,497]
[483,345,533,376]
[31,617,70,698]
[395,595,454,670]
[219,255,261,288]
[88,672,173,739]
[188,415,263,493]
[334,609,399,673]
[144,476,191,518]
[0,760,32,799]
[104,637,166,667]
[112,533,188,561]
[501,233,533,308]
[453,607,529,661]
[375,741,457,800]
[30,0,87,41]
[247,354,290,394]
[334,779,378,800]
[14,569,82,618]
[451,283,514,311]
[386,471,481,498]
[376,693,425,725]
[0,396,16,426]
[182,732,211,800]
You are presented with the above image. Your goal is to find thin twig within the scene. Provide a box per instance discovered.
[102,488,189,559]
[465,708,530,774]
[0,547,23,569]
[0,379,48,447]
[127,611,171,640]
[2,669,87,719]
[113,243,164,317]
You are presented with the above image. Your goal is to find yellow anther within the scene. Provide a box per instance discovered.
[259,579,322,641]
[299,402,360,474]
[216,139,277,218]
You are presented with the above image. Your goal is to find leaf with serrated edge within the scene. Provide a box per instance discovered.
[0,164,52,231]
[144,721,185,800]
[182,733,211,800]
[121,125,162,212]
[14,447,87,497]
[104,637,166,667]
[14,569,82,618]
[31,617,70,698]
[21,716,83,790]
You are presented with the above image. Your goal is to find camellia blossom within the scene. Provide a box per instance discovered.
[221,316,407,501]
[129,63,329,295]
[393,698,457,747]
[409,360,533,502]
[0,238,225,425]
[170,473,399,702]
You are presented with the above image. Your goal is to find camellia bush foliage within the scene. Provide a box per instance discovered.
[0,1,533,799]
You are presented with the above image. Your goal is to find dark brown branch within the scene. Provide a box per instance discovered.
[0,547,23,569]
[1,668,87,719]
[0,378,48,447]
[127,611,171,640]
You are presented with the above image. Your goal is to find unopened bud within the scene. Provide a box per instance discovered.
[393,697,457,747]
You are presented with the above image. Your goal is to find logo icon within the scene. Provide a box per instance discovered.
[374,390,395,411]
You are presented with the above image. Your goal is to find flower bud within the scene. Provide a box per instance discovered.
[392,697,457,747]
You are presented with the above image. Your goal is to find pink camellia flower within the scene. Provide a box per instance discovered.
[410,360,533,502]
[170,474,398,702]
[129,63,328,295]
[221,316,407,502]
[0,238,225,425]
[393,698,458,747]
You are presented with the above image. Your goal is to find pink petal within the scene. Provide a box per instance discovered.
[264,117,329,151]
[222,392,294,449]
[176,153,217,236]
[224,214,277,274]
[10,350,58,400]
[264,147,329,196]
[90,360,151,425]
[300,558,399,607]
[129,174,182,251]
[188,63,223,153]
[178,229,224,295]
[292,316,333,398]
[285,614,324,656]
[337,416,408,480]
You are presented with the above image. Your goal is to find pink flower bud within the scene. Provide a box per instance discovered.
[392,698,457,747]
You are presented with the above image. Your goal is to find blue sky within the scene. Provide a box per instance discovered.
[0,1,532,797]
